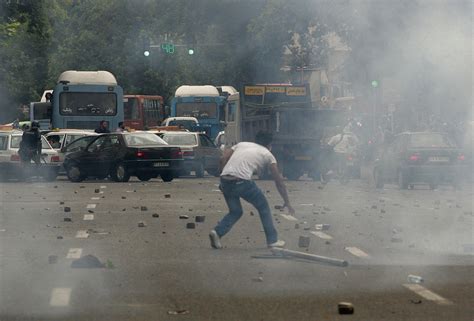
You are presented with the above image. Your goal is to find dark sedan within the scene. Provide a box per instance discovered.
[157,131,221,177]
[374,132,466,189]
[64,132,183,182]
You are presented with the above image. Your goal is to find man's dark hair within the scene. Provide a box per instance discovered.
[100,120,107,126]
[118,121,124,127]
[255,131,273,147]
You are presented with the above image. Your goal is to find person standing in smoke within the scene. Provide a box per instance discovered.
[209,131,294,249]
[19,121,42,166]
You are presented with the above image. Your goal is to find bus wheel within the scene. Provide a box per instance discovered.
[112,163,130,182]
[137,173,152,181]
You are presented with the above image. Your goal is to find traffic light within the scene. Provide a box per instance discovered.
[371,80,379,88]
[161,43,175,54]
[143,50,150,57]
[188,48,195,55]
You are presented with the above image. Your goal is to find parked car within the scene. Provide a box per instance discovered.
[45,130,97,154]
[0,130,60,181]
[157,131,221,177]
[373,132,466,189]
[63,132,183,182]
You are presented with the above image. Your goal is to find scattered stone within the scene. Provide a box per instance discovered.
[338,302,354,315]
[48,255,58,264]
[121,196,126,199]
[408,274,424,284]
[94,188,100,193]
[164,194,171,198]
[140,206,148,211]
[315,224,330,231]
[298,236,310,248]
[294,223,300,229]
[274,205,283,210]
[410,299,422,304]
[122,208,126,211]
[317,186,323,190]
[179,215,189,219]
[80,186,85,189]
[152,213,159,218]
[54,185,58,189]
[250,211,255,216]
[188,208,193,212]
[57,236,63,239]
[167,310,189,315]
[195,215,206,223]
[71,254,105,268]
[64,207,71,212]
[380,209,386,214]
[88,210,94,213]
[325,241,331,245]
[138,221,146,227]
[252,276,264,282]
[186,222,196,229]
[64,218,72,222]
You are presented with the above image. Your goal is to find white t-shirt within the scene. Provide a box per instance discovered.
[328,133,359,154]
[221,142,277,180]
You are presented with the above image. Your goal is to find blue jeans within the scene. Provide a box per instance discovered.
[214,178,278,244]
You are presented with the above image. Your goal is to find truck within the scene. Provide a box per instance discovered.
[170,85,227,140]
[224,84,349,180]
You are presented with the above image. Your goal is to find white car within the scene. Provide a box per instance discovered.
[45,130,97,163]
[161,117,199,130]
[0,131,61,181]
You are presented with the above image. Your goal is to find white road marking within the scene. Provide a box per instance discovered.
[299,203,314,206]
[83,214,94,221]
[75,230,89,239]
[99,191,104,194]
[403,284,453,305]
[50,288,71,307]
[212,189,221,192]
[345,246,370,258]
[311,231,333,240]
[280,214,298,221]
[100,185,107,189]
[86,204,96,209]
[66,248,82,259]
[91,197,100,200]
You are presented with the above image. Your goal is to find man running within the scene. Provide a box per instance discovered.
[209,131,294,249]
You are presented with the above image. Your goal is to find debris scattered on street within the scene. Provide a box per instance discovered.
[195,215,206,223]
[315,224,330,231]
[71,255,105,268]
[186,222,196,229]
[138,221,147,227]
[408,274,424,284]
[294,223,300,229]
[94,188,100,193]
[152,213,159,218]
[250,211,255,216]
[56,236,63,239]
[338,302,354,314]
[179,215,189,219]
[271,248,348,267]
[410,299,422,304]
[164,194,171,198]
[252,276,264,282]
[121,196,126,199]
[59,201,64,205]
[64,207,71,212]
[64,218,72,222]
[88,210,94,213]
[48,255,58,264]
[298,236,310,248]
[167,310,189,315]
[141,206,148,211]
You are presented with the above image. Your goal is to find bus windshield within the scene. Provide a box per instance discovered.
[176,103,217,118]
[59,92,117,116]
[124,97,139,119]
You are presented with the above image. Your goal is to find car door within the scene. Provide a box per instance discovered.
[384,137,401,180]
[199,134,220,170]
[97,134,122,175]
[81,135,111,176]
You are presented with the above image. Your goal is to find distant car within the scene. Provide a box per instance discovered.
[46,130,98,166]
[0,130,60,181]
[373,132,466,189]
[161,117,199,131]
[63,132,183,182]
[157,131,221,177]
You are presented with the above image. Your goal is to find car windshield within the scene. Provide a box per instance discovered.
[409,133,456,148]
[11,135,52,149]
[160,133,197,146]
[124,133,167,146]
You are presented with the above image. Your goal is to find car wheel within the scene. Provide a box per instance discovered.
[398,170,408,189]
[195,163,205,178]
[374,168,384,189]
[112,163,130,182]
[66,164,84,182]
[136,173,152,181]
[161,171,174,182]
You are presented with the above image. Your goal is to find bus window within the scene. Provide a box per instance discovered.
[59,92,117,116]
[176,103,217,118]
[124,97,139,120]
[219,104,225,122]
[227,102,236,122]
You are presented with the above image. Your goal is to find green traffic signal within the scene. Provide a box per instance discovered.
[371,80,379,88]
[188,48,194,55]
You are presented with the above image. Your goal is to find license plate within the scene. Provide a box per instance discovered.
[153,162,169,167]
[295,156,312,161]
[429,157,449,162]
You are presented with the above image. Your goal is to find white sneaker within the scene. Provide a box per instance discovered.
[267,240,286,248]
[209,230,222,249]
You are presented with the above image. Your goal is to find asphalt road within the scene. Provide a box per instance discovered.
[0,174,473,321]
